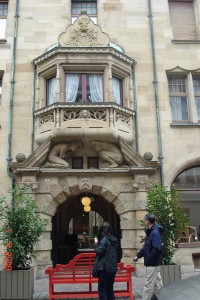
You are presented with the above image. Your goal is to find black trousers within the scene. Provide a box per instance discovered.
[98,270,116,300]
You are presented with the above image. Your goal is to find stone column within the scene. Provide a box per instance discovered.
[56,63,61,102]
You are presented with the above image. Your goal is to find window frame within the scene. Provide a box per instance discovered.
[168,75,189,122]
[72,157,83,169]
[71,0,97,24]
[0,0,8,40]
[65,72,104,103]
[192,75,200,122]
[167,72,200,124]
[168,0,198,42]
[46,76,56,106]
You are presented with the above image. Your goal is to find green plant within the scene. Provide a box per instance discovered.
[142,183,189,265]
[0,185,47,269]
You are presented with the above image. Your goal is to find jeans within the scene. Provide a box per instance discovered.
[98,270,116,300]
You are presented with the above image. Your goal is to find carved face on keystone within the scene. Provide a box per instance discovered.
[78,15,90,32]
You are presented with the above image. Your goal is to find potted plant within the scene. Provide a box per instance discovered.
[140,183,188,285]
[0,185,47,299]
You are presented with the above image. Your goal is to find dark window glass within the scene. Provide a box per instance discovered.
[72,157,83,169]
[88,157,99,169]
[0,2,8,16]
[172,167,200,190]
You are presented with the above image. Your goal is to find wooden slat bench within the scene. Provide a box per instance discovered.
[45,252,135,300]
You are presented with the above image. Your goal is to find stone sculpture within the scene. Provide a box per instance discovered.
[91,141,123,168]
[44,142,82,168]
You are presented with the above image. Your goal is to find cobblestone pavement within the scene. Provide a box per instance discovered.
[33,276,143,299]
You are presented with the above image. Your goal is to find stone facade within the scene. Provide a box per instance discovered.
[0,0,200,275]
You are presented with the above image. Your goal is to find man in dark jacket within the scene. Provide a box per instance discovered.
[133,213,163,300]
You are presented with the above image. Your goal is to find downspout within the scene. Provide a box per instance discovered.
[132,64,139,152]
[7,0,19,205]
[31,62,36,152]
[148,0,164,185]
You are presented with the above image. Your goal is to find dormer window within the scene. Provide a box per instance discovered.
[65,73,103,103]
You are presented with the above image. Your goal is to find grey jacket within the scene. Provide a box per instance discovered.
[94,235,118,273]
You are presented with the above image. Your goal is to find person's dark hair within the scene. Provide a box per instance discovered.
[145,213,156,224]
[97,222,113,240]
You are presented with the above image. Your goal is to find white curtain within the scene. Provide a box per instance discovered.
[66,74,80,102]
[170,97,188,120]
[48,77,56,105]
[112,77,121,105]
[88,75,103,102]
[195,97,200,120]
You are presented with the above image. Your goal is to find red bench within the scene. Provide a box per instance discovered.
[45,252,135,300]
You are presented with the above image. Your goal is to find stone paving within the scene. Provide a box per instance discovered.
[33,275,143,299]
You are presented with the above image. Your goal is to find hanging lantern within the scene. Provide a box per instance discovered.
[81,196,91,206]
[84,205,91,212]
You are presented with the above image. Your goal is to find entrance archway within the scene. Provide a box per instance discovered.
[51,193,122,266]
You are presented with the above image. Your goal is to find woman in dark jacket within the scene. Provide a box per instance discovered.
[94,222,118,300]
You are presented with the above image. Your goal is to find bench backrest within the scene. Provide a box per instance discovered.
[45,252,135,279]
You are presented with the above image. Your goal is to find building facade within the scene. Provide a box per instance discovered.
[0,0,200,277]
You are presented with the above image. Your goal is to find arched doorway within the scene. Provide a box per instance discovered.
[51,193,122,266]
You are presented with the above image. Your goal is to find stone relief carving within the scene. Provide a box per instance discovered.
[18,182,38,190]
[79,178,93,190]
[63,109,106,121]
[39,112,54,126]
[43,142,82,168]
[115,111,131,126]
[58,13,110,47]
[132,176,153,191]
[91,141,123,168]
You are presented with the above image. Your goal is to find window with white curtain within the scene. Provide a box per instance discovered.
[0,77,2,105]
[193,76,200,121]
[112,76,122,105]
[47,77,56,105]
[65,73,103,103]
[168,76,189,121]
[0,1,8,39]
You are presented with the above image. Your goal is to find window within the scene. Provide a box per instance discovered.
[0,77,2,105]
[72,157,83,169]
[0,1,8,39]
[47,77,56,105]
[193,76,200,120]
[65,73,103,103]
[168,76,189,121]
[88,157,99,169]
[112,76,122,105]
[71,0,97,23]
[168,1,197,40]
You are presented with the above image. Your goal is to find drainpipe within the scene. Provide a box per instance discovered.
[132,64,139,152]
[7,0,19,205]
[31,62,36,152]
[148,0,164,185]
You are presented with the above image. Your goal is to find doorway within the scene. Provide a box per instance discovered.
[51,194,122,265]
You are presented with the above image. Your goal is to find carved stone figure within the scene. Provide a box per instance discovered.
[58,12,110,47]
[91,141,123,168]
[44,142,82,168]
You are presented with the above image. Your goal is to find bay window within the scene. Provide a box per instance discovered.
[65,73,103,103]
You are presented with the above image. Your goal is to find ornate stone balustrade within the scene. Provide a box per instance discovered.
[34,103,135,145]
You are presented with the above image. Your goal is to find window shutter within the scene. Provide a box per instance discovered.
[169,1,197,40]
